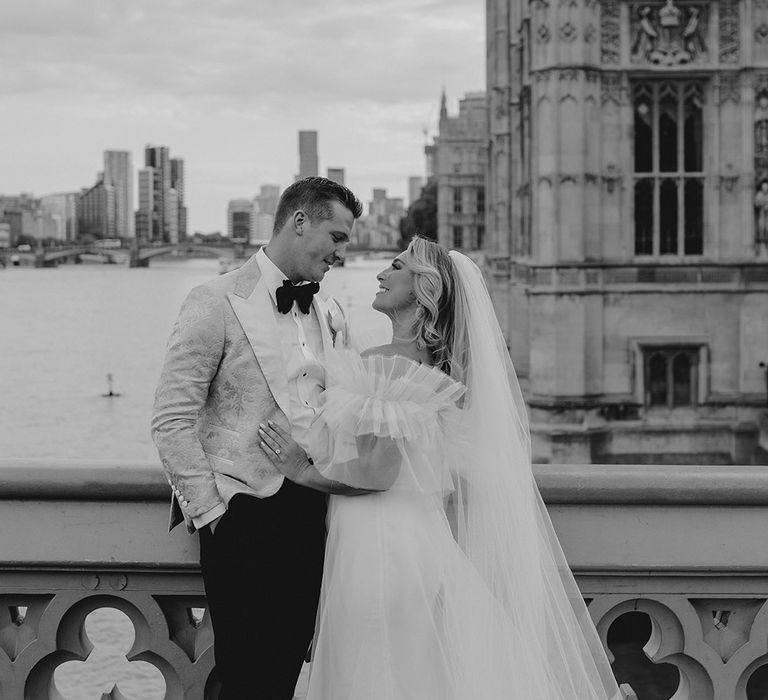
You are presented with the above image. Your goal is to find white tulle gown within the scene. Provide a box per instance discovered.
[303,350,622,700]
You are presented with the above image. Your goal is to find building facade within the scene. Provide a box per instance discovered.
[298,131,319,179]
[432,90,488,251]
[327,167,345,186]
[77,176,116,241]
[486,0,768,464]
[353,188,404,249]
[227,199,253,240]
[103,150,134,239]
[171,158,187,241]
[40,192,78,241]
[136,146,185,243]
[135,168,154,242]
[255,184,280,216]
[0,194,42,244]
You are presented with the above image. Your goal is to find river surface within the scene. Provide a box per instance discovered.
[0,257,391,461]
[0,255,392,699]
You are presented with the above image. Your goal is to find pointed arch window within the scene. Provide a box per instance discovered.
[632,81,705,257]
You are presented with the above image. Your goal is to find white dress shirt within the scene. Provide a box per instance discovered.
[256,248,325,452]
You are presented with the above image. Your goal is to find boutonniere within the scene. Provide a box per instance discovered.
[327,304,347,347]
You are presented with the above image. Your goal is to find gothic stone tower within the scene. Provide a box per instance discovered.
[487,0,768,464]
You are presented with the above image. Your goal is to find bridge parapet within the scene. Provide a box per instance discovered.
[1,459,768,698]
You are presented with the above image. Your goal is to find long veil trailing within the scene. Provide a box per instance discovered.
[445,251,621,699]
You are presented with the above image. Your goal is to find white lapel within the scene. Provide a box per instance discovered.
[227,279,291,418]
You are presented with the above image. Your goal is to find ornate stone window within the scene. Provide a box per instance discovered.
[452,225,463,249]
[477,225,485,249]
[643,345,700,409]
[452,187,463,214]
[633,81,705,257]
[477,187,485,215]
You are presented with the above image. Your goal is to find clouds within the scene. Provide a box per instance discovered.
[2,0,484,230]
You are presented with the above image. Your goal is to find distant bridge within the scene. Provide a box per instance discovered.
[0,241,400,270]
[128,242,399,268]
[0,246,119,268]
[128,243,253,268]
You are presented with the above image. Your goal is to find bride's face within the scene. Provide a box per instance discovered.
[372,255,416,315]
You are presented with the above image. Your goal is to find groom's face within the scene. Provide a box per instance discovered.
[292,200,354,282]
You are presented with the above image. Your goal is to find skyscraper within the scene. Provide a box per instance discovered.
[327,168,345,186]
[136,145,186,243]
[103,150,134,238]
[171,158,187,240]
[135,168,154,241]
[298,131,318,179]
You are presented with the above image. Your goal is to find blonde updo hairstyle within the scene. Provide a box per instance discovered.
[403,236,456,375]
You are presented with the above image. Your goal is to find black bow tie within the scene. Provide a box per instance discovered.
[275,280,320,314]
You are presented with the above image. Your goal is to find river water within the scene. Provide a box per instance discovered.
[0,255,392,699]
[0,257,391,460]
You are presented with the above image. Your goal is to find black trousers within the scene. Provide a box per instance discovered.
[199,482,327,700]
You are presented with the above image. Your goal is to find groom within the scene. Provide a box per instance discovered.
[151,177,365,699]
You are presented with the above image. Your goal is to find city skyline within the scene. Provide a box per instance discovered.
[2,0,484,233]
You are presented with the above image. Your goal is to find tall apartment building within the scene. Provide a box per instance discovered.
[327,168,345,186]
[136,168,154,243]
[136,146,185,243]
[298,131,319,179]
[103,150,134,238]
[486,0,768,465]
[171,158,187,240]
[78,174,116,240]
[431,90,487,252]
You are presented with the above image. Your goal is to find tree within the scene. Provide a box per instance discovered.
[398,178,437,249]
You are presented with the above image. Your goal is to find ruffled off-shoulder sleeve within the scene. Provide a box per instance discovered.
[307,349,466,492]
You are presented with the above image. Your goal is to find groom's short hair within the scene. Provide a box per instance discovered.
[273,177,363,235]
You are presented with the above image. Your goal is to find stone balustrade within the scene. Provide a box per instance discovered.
[487,256,768,294]
[1,458,768,699]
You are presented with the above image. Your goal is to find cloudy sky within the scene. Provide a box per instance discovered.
[3,0,485,233]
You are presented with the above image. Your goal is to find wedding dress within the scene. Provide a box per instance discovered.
[304,252,622,700]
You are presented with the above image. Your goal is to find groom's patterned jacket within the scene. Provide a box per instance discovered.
[151,252,349,533]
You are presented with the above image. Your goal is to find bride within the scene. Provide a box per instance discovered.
[258,236,621,699]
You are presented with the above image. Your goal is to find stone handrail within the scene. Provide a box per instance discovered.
[2,459,768,699]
